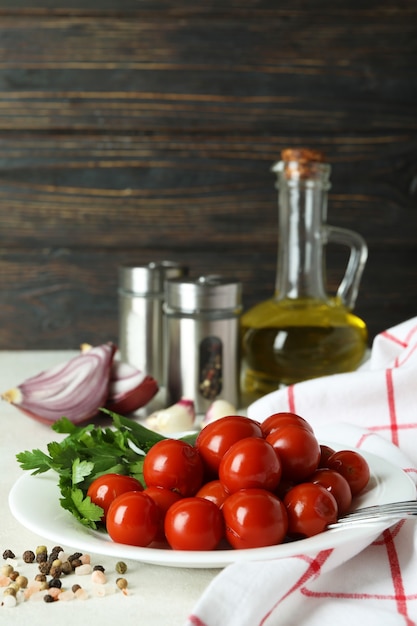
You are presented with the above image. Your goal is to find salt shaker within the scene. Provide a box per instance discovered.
[118,261,188,384]
[164,275,242,413]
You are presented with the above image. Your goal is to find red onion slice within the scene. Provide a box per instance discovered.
[1,343,116,425]
[106,360,159,415]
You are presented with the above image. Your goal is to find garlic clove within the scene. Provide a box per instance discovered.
[145,398,196,434]
[105,360,159,415]
[202,399,238,428]
[1,343,116,425]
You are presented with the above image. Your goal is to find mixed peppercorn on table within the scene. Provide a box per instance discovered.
[0,351,218,625]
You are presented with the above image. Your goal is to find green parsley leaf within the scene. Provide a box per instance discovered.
[72,458,94,485]
[16,449,53,474]
[60,486,104,529]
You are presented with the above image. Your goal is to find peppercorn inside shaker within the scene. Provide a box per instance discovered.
[118,261,188,384]
[164,275,242,414]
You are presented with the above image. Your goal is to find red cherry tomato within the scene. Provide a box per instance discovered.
[261,412,314,438]
[219,437,282,494]
[195,480,229,509]
[308,468,352,515]
[143,486,183,542]
[195,415,263,477]
[143,439,204,496]
[106,491,160,547]
[266,425,321,482]
[164,497,224,551]
[222,488,288,549]
[326,449,370,495]
[318,444,336,468]
[283,482,338,538]
[86,473,143,521]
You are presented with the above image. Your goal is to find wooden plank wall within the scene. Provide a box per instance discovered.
[0,0,416,349]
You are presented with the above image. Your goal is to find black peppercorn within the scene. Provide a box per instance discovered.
[38,561,51,575]
[49,565,62,578]
[93,564,105,572]
[61,561,72,575]
[43,594,55,603]
[22,550,36,563]
[2,549,15,560]
[48,547,63,563]
[35,573,47,582]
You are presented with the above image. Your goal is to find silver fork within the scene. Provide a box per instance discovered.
[328,499,417,528]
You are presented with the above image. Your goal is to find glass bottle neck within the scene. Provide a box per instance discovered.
[274,162,330,301]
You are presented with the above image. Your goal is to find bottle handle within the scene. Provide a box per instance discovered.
[324,226,368,310]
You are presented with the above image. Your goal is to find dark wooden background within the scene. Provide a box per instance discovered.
[0,0,416,350]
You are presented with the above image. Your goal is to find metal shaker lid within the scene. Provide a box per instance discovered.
[119,261,187,296]
[165,275,242,314]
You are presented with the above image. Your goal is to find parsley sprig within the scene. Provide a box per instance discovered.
[16,410,197,530]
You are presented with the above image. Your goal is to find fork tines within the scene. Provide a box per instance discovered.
[330,499,417,527]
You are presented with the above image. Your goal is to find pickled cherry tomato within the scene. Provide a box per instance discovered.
[106,491,161,547]
[222,488,288,549]
[261,412,314,438]
[86,473,144,522]
[318,444,336,468]
[164,497,224,551]
[143,438,204,496]
[196,480,229,509]
[308,467,352,515]
[284,482,338,538]
[219,436,282,494]
[266,425,321,482]
[195,415,263,477]
[326,449,370,495]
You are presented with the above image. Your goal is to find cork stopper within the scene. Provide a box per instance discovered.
[280,148,326,179]
[281,148,324,163]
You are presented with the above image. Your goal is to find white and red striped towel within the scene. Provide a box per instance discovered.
[186,316,417,626]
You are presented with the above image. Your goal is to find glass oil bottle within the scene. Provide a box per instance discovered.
[241,148,368,400]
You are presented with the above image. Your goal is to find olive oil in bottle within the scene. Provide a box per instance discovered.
[241,149,368,400]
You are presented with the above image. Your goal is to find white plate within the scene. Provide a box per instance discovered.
[9,443,416,569]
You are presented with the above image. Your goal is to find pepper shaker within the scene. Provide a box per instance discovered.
[118,261,188,384]
[164,275,242,413]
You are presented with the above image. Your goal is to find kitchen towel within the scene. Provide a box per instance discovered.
[186,316,417,626]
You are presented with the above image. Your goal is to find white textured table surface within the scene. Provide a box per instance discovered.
[0,351,219,624]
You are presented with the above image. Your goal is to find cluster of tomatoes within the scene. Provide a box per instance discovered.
[86,412,370,551]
